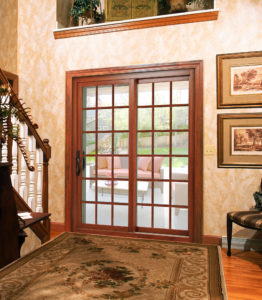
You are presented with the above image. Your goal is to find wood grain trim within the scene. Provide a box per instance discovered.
[202,235,222,246]
[192,61,203,243]
[65,71,74,232]
[51,222,66,232]
[54,10,219,39]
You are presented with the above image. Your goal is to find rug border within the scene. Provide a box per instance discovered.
[0,232,68,278]
[217,246,228,300]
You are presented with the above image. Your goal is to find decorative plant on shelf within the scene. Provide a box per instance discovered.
[0,83,34,171]
[70,0,103,25]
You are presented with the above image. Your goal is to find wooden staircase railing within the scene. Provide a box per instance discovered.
[0,69,51,244]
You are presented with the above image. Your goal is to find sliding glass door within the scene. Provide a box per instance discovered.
[67,62,203,242]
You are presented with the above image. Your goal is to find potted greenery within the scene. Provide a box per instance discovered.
[70,0,102,26]
[0,85,18,149]
[0,83,32,170]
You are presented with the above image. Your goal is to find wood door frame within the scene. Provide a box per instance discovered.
[65,61,203,243]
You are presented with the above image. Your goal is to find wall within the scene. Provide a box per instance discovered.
[0,0,18,73]
[17,0,262,237]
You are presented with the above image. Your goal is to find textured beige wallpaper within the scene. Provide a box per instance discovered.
[0,0,18,73]
[17,0,262,237]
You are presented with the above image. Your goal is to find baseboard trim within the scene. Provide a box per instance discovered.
[202,235,222,246]
[51,222,66,232]
[222,236,262,251]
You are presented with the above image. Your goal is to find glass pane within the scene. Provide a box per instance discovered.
[154,107,170,130]
[98,109,112,131]
[114,205,128,227]
[96,156,111,178]
[154,132,169,154]
[157,157,169,180]
[137,132,152,155]
[113,157,128,179]
[97,204,111,225]
[172,157,188,180]
[83,86,96,108]
[154,181,169,204]
[115,85,129,106]
[172,132,188,155]
[137,108,152,130]
[83,156,96,178]
[172,107,188,130]
[136,181,151,204]
[114,108,129,130]
[137,156,151,179]
[83,133,96,155]
[137,206,151,227]
[171,182,188,206]
[114,180,129,203]
[114,133,128,154]
[98,85,112,107]
[154,207,169,229]
[154,82,170,105]
[137,83,152,106]
[172,81,189,104]
[98,133,112,154]
[82,179,95,201]
[171,208,188,230]
[136,181,150,204]
[97,180,112,202]
[82,203,95,224]
[83,109,96,131]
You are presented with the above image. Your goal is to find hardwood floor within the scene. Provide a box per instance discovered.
[221,248,262,300]
[50,231,262,299]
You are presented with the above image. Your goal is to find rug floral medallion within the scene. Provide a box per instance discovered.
[0,233,227,299]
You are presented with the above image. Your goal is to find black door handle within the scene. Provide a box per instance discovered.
[82,151,86,171]
[76,150,80,176]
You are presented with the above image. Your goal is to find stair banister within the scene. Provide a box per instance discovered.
[0,68,51,243]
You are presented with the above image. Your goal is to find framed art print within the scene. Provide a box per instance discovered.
[218,113,262,168]
[217,51,262,108]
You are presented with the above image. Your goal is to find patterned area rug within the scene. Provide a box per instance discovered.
[0,233,227,299]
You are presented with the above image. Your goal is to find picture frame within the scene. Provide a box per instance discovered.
[218,113,262,168]
[217,51,262,108]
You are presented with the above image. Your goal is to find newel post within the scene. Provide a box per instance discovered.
[42,139,51,214]
[42,139,51,240]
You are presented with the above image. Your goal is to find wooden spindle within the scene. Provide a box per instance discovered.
[19,122,28,201]
[36,148,43,212]
[28,135,36,209]
[1,135,8,163]
[10,115,18,189]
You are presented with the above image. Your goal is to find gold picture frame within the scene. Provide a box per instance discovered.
[218,113,262,168]
[217,51,262,108]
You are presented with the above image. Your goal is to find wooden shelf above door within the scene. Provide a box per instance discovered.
[54,10,219,39]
